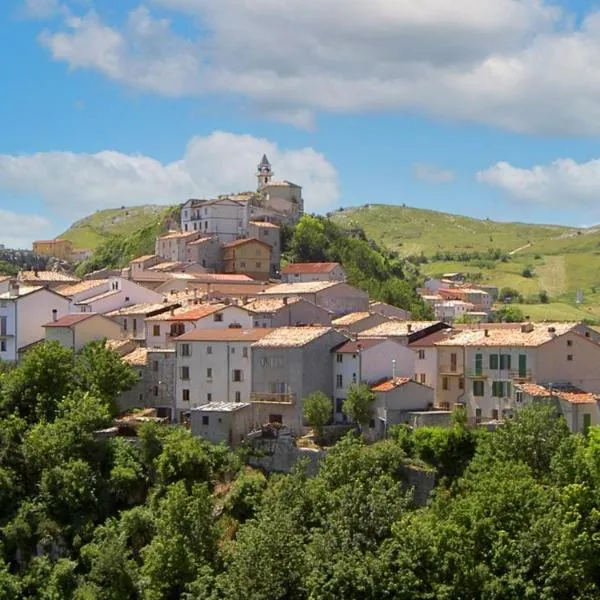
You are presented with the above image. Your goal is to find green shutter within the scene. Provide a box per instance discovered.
[490,354,499,370]
[519,354,527,377]
[506,382,512,397]
[475,353,482,376]
[500,354,511,370]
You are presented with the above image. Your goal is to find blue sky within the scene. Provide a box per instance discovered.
[3,0,600,247]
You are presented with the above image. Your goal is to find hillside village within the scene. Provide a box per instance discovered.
[0,156,597,446]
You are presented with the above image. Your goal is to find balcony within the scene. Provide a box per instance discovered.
[251,392,296,405]
[465,369,487,379]
[438,365,462,376]
[509,369,533,381]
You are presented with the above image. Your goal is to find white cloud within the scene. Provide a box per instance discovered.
[477,158,600,208]
[20,0,62,19]
[35,1,600,134]
[0,131,339,220]
[0,210,54,249]
[413,163,455,184]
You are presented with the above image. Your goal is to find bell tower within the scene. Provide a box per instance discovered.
[257,154,273,190]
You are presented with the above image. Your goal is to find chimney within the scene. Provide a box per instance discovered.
[484,329,490,337]
[407,323,412,333]
[51,309,58,322]
[170,307,176,316]
[548,326,556,335]
[283,296,288,306]
[392,359,396,380]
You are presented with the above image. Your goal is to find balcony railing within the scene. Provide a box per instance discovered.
[465,369,487,379]
[439,365,462,375]
[509,369,533,381]
[251,392,296,405]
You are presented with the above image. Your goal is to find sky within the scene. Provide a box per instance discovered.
[4,0,600,248]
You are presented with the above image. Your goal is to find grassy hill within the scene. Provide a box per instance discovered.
[330,205,600,321]
[60,205,175,250]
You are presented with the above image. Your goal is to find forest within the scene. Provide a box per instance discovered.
[0,341,599,598]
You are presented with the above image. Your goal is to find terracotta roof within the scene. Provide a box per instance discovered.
[259,281,340,295]
[44,313,100,328]
[371,377,413,392]
[186,236,216,246]
[243,297,302,313]
[130,254,157,263]
[158,230,200,241]
[19,271,79,282]
[435,323,578,347]
[146,303,227,322]
[122,347,149,366]
[55,279,108,296]
[107,302,178,316]
[517,383,600,404]
[252,326,334,348]
[75,289,120,304]
[249,221,280,229]
[361,321,443,338]
[334,338,388,354]
[223,237,271,249]
[409,329,459,347]
[193,274,255,282]
[0,285,45,299]
[332,312,373,326]
[176,328,273,342]
[516,383,551,397]
[263,179,300,188]
[148,262,187,272]
[282,262,341,275]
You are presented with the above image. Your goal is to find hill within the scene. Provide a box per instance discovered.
[330,204,600,320]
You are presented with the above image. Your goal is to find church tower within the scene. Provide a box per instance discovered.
[257,154,273,190]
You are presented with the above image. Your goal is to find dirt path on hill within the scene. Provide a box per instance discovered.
[509,243,532,256]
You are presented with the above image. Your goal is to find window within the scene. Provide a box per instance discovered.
[153,386,158,396]
[123,319,128,331]
[180,343,191,357]
[132,318,137,333]
[418,350,425,360]
[202,415,209,425]
[206,368,212,380]
[336,374,343,388]
[369,418,376,429]
[152,325,160,337]
[473,380,484,396]
[336,354,343,363]
[214,313,223,322]
[152,361,159,372]
[567,339,573,347]
[500,354,511,370]
[352,373,357,384]
[420,373,426,384]
[0,341,5,352]
[256,262,262,268]
[232,369,243,382]
[515,391,523,404]
[207,393,212,402]
[442,377,449,391]
[0,316,6,336]
[450,353,457,372]
[180,366,190,380]
[492,409,499,420]
[475,353,483,376]
[235,391,241,402]
[240,262,246,268]
[269,414,283,424]
[567,354,573,361]
[254,321,260,327]
[182,389,190,402]
[584,413,592,435]
[243,347,248,358]
[335,398,344,414]
[489,354,499,370]
[207,346,212,354]
[475,408,482,420]
[231,347,236,354]
[492,381,512,397]
[459,377,464,390]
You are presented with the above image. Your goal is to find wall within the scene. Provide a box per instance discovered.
[271,300,332,327]
[336,313,388,335]
[145,349,176,418]
[315,284,370,316]
[185,237,223,271]
[412,346,438,388]
[223,241,271,281]
[191,405,254,446]
[435,346,466,409]
[74,317,122,349]
[248,223,281,277]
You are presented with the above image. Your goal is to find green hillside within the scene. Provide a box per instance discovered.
[60,205,174,250]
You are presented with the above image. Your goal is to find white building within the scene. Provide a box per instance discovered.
[281,262,346,283]
[0,280,71,362]
[190,402,255,446]
[180,198,247,242]
[434,300,475,323]
[174,328,272,423]
[408,328,457,389]
[107,302,179,342]
[43,313,123,351]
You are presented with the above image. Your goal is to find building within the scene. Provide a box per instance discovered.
[438,287,492,313]
[368,378,436,441]
[332,338,417,423]
[145,303,253,348]
[244,297,332,328]
[190,402,255,446]
[106,302,180,342]
[185,236,223,271]
[180,198,247,242]
[43,313,123,351]
[281,262,346,283]
[434,322,600,422]
[409,328,458,389]
[32,239,73,260]
[56,277,165,314]
[18,271,80,289]
[222,238,272,281]
[174,328,272,422]
[434,300,476,323]
[251,327,348,433]
[248,221,281,277]
[156,231,202,262]
[369,301,411,321]
[332,311,390,335]
[258,281,369,316]
[0,280,71,362]
[256,155,304,221]
[360,320,450,345]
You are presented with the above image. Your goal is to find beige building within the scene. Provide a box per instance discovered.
[32,239,73,260]
[190,402,255,446]
[43,313,122,351]
[409,328,458,389]
[156,231,202,262]
[223,238,272,281]
[244,297,332,328]
[107,302,180,341]
[281,262,346,283]
[332,311,389,335]
[185,236,222,271]
[248,221,281,277]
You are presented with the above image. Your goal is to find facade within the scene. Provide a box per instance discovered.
[222,238,272,281]
[332,338,416,423]
[409,328,457,389]
[438,288,492,312]
[156,231,202,262]
[248,221,281,277]
[180,198,247,242]
[369,301,412,321]
[332,311,389,335]
[190,402,255,446]
[434,300,476,323]
[281,262,346,283]
[32,239,73,260]
[43,313,122,350]
[258,281,369,316]
[107,302,179,342]
[185,236,223,270]
[174,328,271,422]
[250,327,348,433]
[0,281,71,362]
[145,304,253,348]
[360,320,450,345]
[244,297,332,328]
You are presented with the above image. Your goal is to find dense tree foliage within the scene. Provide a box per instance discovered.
[302,391,332,440]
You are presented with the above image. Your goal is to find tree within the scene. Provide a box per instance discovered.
[539,290,550,304]
[494,305,525,323]
[343,384,375,432]
[499,287,522,303]
[303,391,332,441]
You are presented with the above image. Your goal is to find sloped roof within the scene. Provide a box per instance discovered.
[516,383,600,404]
[243,297,302,314]
[252,326,333,348]
[332,312,373,326]
[282,262,341,275]
[371,377,413,392]
[122,347,149,366]
[55,279,107,297]
[361,321,443,338]
[259,281,340,295]
[176,328,273,342]
[19,271,79,282]
[249,221,280,229]
[334,338,388,354]
[223,237,271,249]
[43,313,103,328]
[146,303,228,322]
[106,302,178,317]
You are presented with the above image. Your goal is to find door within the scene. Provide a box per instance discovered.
[518,354,527,378]
[583,413,592,436]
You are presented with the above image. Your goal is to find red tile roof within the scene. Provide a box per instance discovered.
[371,377,413,392]
[44,313,101,327]
[175,328,273,342]
[223,237,272,249]
[281,262,341,274]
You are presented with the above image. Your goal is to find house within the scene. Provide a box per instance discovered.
[156,231,202,262]
[180,197,248,241]
[368,378,436,441]
[118,347,176,418]
[281,262,346,283]
[106,302,180,341]
[332,338,417,423]
[360,320,450,345]
[515,383,600,435]
[145,303,253,348]
[174,328,272,422]
[248,221,281,277]
[43,313,122,350]
[32,238,73,260]
[190,402,255,446]
[256,155,304,221]
[258,281,369,316]
[438,288,492,312]
[409,328,458,389]
[332,311,389,335]
[56,277,165,314]
[185,236,223,271]
[222,238,272,281]
[434,322,600,422]
[0,280,71,362]
[251,327,348,433]
[369,301,411,321]
[434,300,476,323]
[18,270,80,289]
[244,297,332,328]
